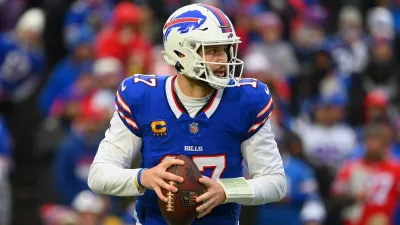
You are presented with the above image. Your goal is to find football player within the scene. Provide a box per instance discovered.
[88,4,286,225]
[332,123,400,225]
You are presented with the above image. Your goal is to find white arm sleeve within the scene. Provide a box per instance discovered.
[239,120,287,205]
[87,111,144,196]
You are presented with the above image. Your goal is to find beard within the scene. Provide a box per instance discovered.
[187,74,213,89]
[213,65,227,77]
[364,151,385,162]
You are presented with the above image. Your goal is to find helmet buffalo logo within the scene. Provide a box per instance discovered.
[163,10,207,41]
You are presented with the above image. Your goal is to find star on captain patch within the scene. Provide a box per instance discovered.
[189,122,199,134]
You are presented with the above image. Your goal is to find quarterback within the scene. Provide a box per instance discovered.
[88,4,286,225]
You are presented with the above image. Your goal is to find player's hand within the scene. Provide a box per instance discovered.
[195,176,226,218]
[140,159,185,202]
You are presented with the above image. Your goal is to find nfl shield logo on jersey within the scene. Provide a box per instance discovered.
[189,122,199,134]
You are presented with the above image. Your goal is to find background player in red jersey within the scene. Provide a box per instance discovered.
[332,122,400,225]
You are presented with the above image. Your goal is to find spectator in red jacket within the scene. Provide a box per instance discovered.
[95,2,153,76]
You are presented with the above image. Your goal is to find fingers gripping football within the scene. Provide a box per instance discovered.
[196,176,227,218]
[140,159,185,202]
[158,155,206,225]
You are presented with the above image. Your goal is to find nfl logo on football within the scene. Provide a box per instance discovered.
[189,122,199,134]
[181,191,198,206]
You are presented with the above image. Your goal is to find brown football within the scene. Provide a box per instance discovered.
[158,154,206,225]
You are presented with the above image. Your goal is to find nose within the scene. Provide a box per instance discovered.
[217,51,228,63]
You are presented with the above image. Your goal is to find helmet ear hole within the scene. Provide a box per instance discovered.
[174,50,185,58]
[173,50,185,73]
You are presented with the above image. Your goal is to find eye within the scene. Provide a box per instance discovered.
[208,49,216,54]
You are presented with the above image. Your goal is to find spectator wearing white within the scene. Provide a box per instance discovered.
[93,57,123,91]
[72,190,105,225]
[0,8,45,103]
[72,190,123,225]
[15,8,45,51]
[367,7,394,40]
[295,77,356,173]
[243,50,271,83]
[329,6,368,75]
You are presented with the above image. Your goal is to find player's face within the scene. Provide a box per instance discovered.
[288,141,304,159]
[261,26,281,44]
[119,24,135,44]
[365,106,386,122]
[98,73,119,90]
[315,105,338,126]
[75,44,94,61]
[198,45,228,77]
[365,134,386,161]
[373,41,392,61]
[19,30,41,46]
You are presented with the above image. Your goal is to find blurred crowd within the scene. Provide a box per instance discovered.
[1,0,400,225]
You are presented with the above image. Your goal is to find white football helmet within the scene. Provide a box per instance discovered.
[162,4,244,89]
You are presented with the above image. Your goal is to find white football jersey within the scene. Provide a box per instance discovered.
[299,123,356,172]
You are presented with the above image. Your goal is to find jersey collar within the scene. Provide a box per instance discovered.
[165,75,224,119]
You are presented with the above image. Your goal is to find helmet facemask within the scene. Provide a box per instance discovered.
[163,37,244,89]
